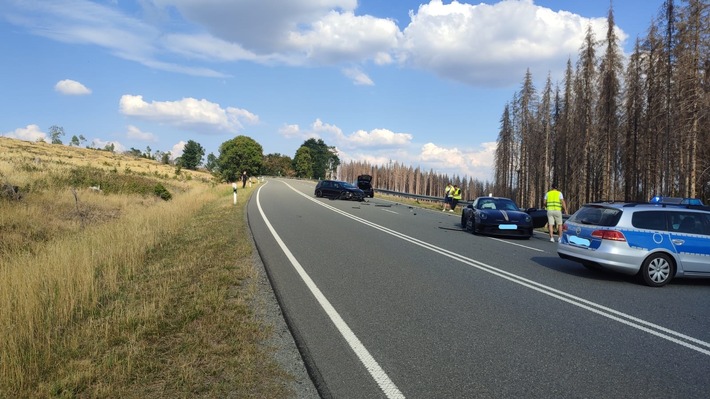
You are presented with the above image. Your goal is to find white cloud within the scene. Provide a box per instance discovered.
[3,124,47,142]
[343,128,412,148]
[119,94,259,133]
[55,79,92,95]
[278,123,318,140]
[287,11,400,65]
[419,142,496,181]
[125,125,157,141]
[398,0,616,86]
[342,67,374,86]
[171,141,186,159]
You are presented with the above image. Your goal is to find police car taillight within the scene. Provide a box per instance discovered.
[591,230,627,241]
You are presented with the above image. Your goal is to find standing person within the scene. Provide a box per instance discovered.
[241,171,248,188]
[544,183,568,242]
[449,184,462,212]
[442,183,453,211]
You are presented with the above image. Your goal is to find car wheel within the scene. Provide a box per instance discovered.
[315,189,323,197]
[471,218,480,235]
[343,191,353,200]
[460,213,468,230]
[638,253,674,287]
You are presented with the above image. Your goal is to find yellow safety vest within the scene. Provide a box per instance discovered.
[546,190,562,210]
[452,188,462,200]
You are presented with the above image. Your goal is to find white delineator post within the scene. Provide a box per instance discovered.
[233,183,238,205]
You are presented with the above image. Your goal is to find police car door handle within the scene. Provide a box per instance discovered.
[672,239,685,245]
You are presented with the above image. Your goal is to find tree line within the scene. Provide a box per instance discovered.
[338,160,491,203]
[494,0,708,212]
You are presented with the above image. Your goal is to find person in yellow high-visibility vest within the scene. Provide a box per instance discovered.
[449,185,462,212]
[543,183,568,242]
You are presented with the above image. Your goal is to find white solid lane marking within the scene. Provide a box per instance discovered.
[489,237,545,252]
[256,183,405,399]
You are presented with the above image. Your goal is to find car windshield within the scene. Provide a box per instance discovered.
[340,182,357,189]
[478,199,520,211]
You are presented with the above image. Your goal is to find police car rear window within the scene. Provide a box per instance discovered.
[570,206,622,227]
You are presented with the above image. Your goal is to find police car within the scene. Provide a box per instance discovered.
[557,202,710,287]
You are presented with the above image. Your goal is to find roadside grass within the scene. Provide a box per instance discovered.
[0,137,295,398]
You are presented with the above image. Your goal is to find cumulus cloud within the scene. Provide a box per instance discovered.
[279,124,317,140]
[307,119,413,149]
[3,124,47,142]
[398,0,615,86]
[125,125,157,141]
[119,94,259,133]
[287,11,400,65]
[171,140,186,159]
[55,79,92,95]
[419,142,496,180]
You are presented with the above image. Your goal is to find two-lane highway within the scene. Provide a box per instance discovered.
[248,178,710,398]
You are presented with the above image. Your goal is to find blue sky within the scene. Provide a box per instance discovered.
[1,0,664,181]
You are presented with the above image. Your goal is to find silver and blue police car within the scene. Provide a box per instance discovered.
[557,202,710,287]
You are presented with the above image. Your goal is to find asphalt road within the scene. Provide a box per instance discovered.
[247,178,710,399]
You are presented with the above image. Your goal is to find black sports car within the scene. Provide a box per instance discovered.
[460,196,534,238]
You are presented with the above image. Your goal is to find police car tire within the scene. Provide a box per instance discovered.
[639,253,674,287]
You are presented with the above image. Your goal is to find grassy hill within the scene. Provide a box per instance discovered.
[0,137,301,398]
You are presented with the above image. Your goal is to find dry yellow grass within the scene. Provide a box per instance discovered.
[0,137,297,398]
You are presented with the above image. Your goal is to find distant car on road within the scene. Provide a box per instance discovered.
[460,196,534,238]
[558,202,710,287]
[355,174,374,198]
[315,180,365,201]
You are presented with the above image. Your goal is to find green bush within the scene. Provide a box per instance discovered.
[154,184,172,201]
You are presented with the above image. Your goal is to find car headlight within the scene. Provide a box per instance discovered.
[479,213,487,220]
[524,215,531,222]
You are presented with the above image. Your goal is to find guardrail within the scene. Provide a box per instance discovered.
[374,188,473,206]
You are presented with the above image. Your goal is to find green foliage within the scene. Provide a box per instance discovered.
[153,183,172,201]
[205,153,218,172]
[262,153,293,176]
[60,166,174,199]
[300,138,339,180]
[179,140,205,170]
[217,136,263,182]
[293,147,313,178]
[70,135,80,146]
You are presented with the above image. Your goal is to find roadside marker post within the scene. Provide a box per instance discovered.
[232,183,237,205]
